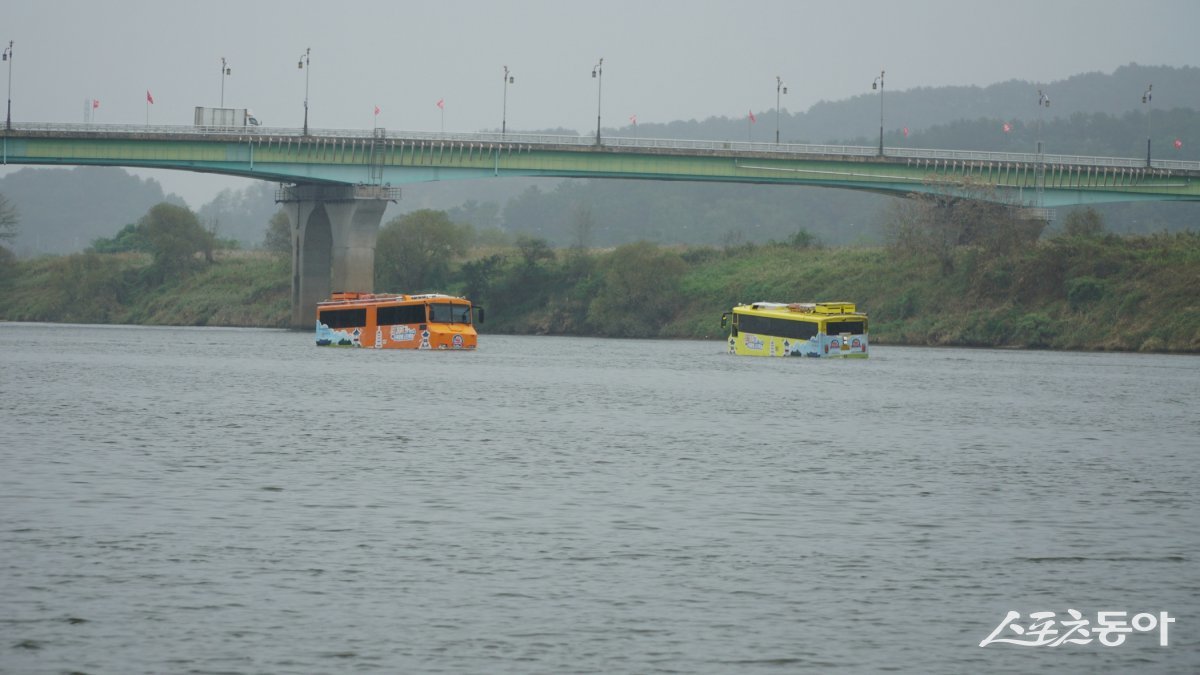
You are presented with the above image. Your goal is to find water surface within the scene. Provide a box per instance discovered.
[1,323,1196,673]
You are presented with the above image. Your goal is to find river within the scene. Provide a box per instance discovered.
[1,322,1196,674]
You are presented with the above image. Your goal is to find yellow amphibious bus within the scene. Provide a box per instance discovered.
[316,292,483,350]
[721,302,868,358]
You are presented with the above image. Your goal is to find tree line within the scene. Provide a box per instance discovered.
[2,192,1197,353]
[0,193,18,269]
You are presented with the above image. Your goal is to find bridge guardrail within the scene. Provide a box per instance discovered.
[6,122,1199,172]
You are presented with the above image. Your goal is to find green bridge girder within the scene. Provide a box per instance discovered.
[4,125,1200,208]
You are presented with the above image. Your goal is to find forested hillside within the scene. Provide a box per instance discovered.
[3,205,1196,353]
[0,167,184,255]
[627,63,1200,150]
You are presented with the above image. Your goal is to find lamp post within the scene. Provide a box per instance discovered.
[1034,89,1051,208]
[502,65,514,136]
[775,76,787,144]
[592,58,603,145]
[1036,89,1050,154]
[1142,84,1153,167]
[298,47,310,135]
[2,41,12,131]
[871,69,885,156]
[220,57,231,107]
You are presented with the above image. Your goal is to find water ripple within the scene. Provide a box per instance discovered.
[1,326,1197,674]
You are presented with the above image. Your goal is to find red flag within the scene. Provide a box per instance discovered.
[902,127,909,137]
[1175,138,1183,150]
[374,105,380,116]
[436,98,444,110]
[630,114,637,125]
[92,99,100,109]
[748,109,756,123]
[1002,122,1012,133]
[146,90,154,105]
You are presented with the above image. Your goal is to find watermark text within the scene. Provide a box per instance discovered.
[980,610,1174,647]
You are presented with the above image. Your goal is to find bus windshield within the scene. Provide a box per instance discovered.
[429,303,472,324]
[825,320,866,335]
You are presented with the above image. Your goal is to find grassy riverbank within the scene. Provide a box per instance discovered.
[0,251,292,327]
[1,231,1197,352]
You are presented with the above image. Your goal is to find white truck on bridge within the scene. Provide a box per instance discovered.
[194,106,260,128]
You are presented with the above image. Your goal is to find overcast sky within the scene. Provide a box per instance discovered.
[5,0,1198,205]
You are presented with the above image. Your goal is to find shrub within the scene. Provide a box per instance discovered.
[1061,207,1105,238]
[375,209,471,292]
[788,229,821,249]
[588,242,687,337]
[1066,276,1107,311]
[1015,312,1056,348]
[135,203,216,283]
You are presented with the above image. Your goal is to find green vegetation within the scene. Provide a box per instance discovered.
[139,203,216,273]
[2,199,1197,353]
[1,200,287,326]
[263,211,292,254]
[0,167,185,256]
[375,210,472,292]
[0,193,17,246]
[0,193,18,274]
[0,249,290,326]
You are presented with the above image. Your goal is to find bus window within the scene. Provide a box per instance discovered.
[318,308,366,329]
[781,320,818,340]
[826,320,865,334]
[739,314,770,335]
[738,314,817,340]
[430,303,472,324]
[377,304,426,325]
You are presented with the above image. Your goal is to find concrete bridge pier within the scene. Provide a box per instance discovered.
[277,185,401,329]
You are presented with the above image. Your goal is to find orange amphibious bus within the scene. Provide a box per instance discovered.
[315,292,483,350]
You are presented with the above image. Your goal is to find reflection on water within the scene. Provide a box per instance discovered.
[1,323,1197,674]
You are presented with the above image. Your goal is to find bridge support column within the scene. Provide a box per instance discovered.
[277,185,401,329]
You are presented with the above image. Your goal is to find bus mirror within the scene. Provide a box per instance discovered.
[475,306,485,324]
[720,313,728,329]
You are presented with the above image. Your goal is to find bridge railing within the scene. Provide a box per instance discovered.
[7,122,1200,172]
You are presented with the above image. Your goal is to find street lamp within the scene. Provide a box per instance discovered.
[220,57,231,108]
[2,41,12,131]
[871,69,885,156]
[592,58,603,145]
[502,65,514,136]
[775,76,787,144]
[1033,89,1051,208]
[298,48,310,135]
[1036,89,1050,154]
[1142,84,1153,167]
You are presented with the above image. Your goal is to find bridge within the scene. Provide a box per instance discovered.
[5,123,1200,326]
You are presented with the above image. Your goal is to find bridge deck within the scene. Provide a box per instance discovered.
[4,123,1199,207]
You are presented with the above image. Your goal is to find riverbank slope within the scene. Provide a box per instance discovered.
[1,232,1196,352]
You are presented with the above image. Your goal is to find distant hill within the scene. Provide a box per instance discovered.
[195,182,283,248]
[618,63,1200,150]
[0,167,184,256]
[412,64,1200,245]
[466,64,1200,246]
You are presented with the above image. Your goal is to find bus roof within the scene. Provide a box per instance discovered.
[317,292,469,308]
[733,301,866,320]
